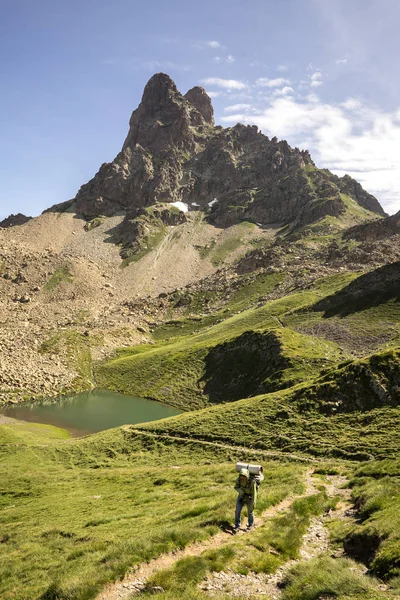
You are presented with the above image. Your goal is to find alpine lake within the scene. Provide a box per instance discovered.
[1,389,182,437]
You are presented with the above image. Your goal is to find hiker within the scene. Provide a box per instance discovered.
[234,467,258,531]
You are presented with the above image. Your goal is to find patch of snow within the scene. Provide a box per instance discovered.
[170,201,189,213]
[208,198,218,207]
[191,202,200,207]
[256,223,263,227]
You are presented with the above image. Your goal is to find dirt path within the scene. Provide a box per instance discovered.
[200,474,351,599]
[96,470,319,600]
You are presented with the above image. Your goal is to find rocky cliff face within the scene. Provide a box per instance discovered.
[60,73,384,235]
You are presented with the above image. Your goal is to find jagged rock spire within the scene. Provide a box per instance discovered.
[184,86,214,125]
[70,73,385,228]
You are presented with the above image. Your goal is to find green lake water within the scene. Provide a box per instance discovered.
[2,389,182,437]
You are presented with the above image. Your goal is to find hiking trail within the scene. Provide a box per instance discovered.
[199,473,352,599]
[96,469,330,600]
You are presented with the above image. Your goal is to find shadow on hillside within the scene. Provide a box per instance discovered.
[201,331,288,403]
[312,261,400,318]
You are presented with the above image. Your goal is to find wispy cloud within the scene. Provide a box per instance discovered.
[336,57,348,65]
[142,60,192,72]
[277,65,289,72]
[207,91,222,98]
[249,60,267,68]
[201,77,246,90]
[224,103,252,112]
[194,40,223,50]
[256,77,290,88]
[213,55,235,64]
[341,98,362,110]
[206,40,221,48]
[274,86,294,96]
[310,71,323,87]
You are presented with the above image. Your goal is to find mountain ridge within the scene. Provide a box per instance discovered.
[43,73,384,241]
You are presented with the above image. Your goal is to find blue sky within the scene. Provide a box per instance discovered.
[1,0,400,220]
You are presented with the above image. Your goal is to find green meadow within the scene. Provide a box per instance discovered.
[2,420,399,600]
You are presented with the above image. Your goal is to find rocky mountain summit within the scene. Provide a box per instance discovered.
[46,73,384,255]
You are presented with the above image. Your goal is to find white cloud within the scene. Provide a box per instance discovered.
[310,71,323,87]
[224,103,252,112]
[249,60,267,68]
[207,91,221,98]
[256,77,290,88]
[277,65,289,72]
[336,57,348,64]
[306,93,320,103]
[341,98,362,110]
[311,71,322,80]
[213,55,235,64]
[274,86,294,96]
[201,77,246,90]
[193,40,224,50]
[206,40,221,48]
[220,95,400,214]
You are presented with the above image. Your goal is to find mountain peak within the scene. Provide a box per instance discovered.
[184,86,214,125]
[140,72,179,114]
[70,73,385,231]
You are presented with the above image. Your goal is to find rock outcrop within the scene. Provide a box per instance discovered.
[0,213,32,228]
[344,211,400,241]
[50,73,384,238]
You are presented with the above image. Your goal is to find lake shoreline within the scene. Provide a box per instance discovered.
[0,414,26,425]
[1,390,182,437]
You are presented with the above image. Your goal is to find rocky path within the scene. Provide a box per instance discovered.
[199,473,348,599]
[95,470,321,600]
[198,474,351,599]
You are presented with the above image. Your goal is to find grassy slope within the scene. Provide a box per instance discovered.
[136,348,400,461]
[96,267,400,415]
[0,421,306,600]
[345,459,400,580]
[96,273,357,410]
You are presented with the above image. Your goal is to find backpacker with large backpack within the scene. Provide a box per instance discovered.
[235,462,264,488]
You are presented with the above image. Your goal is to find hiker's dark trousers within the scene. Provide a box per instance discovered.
[235,494,254,528]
